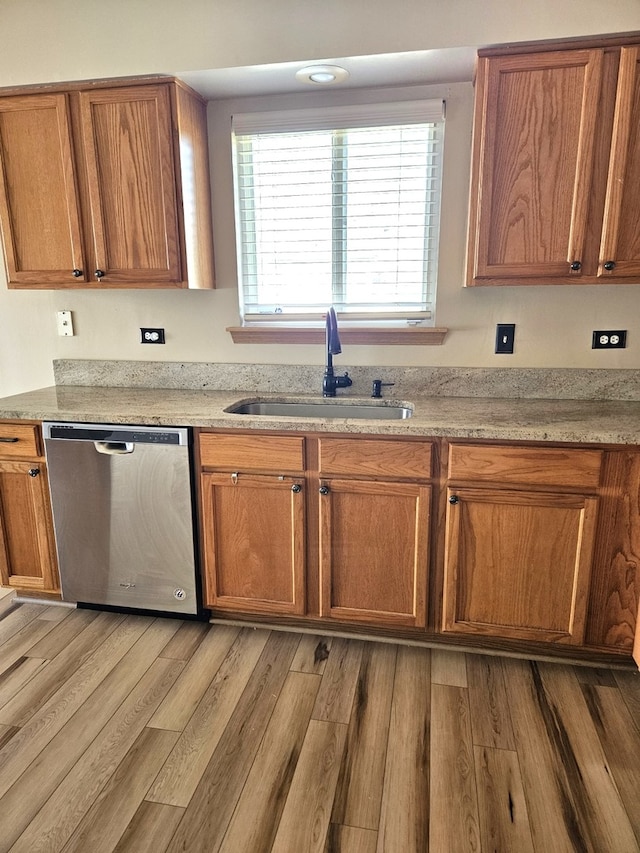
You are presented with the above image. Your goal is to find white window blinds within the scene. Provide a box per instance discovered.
[232,100,444,322]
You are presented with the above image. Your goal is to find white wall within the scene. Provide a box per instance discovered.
[0,0,639,395]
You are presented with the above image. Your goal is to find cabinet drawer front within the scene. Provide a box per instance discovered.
[199,433,304,472]
[448,444,602,489]
[319,438,432,479]
[0,424,40,458]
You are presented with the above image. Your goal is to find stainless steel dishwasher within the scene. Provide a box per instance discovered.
[43,422,201,615]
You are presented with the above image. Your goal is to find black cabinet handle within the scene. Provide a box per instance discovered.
[28,468,40,478]
[0,437,19,443]
[291,484,302,493]
[570,261,581,271]
[603,261,616,271]
[449,494,459,504]
[72,269,83,277]
[319,485,329,495]
[95,269,105,279]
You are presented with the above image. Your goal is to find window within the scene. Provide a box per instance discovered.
[232,100,444,325]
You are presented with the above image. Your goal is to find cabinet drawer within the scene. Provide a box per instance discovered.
[199,433,305,473]
[0,423,40,458]
[448,443,603,489]
[319,438,432,479]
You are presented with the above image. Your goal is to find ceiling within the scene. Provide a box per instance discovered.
[177,46,477,100]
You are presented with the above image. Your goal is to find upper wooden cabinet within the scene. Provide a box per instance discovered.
[467,35,640,285]
[0,78,214,289]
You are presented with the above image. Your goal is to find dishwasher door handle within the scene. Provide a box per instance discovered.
[94,441,135,455]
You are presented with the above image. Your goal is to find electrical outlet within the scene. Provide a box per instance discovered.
[592,330,627,349]
[140,328,165,344]
[495,323,515,354]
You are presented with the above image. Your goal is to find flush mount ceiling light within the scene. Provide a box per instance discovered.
[295,65,350,85]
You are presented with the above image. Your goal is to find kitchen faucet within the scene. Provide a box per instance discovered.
[323,307,352,397]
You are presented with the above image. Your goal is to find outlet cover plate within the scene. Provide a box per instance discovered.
[140,328,165,344]
[592,330,626,349]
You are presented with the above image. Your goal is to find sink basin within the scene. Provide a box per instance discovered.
[225,399,413,420]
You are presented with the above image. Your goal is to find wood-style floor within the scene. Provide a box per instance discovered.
[0,603,639,852]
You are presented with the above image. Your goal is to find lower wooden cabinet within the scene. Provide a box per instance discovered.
[197,429,639,661]
[201,471,305,615]
[442,486,598,644]
[319,478,430,628]
[198,431,433,629]
[0,423,59,594]
[442,442,603,646]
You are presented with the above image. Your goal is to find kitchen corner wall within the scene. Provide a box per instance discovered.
[0,0,639,397]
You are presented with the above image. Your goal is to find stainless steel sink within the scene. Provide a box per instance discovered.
[225,399,413,420]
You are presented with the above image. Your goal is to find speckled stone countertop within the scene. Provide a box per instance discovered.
[2,383,640,444]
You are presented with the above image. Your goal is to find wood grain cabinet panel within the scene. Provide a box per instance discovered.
[201,472,305,615]
[199,433,305,473]
[467,36,640,285]
[319,479,430,628]
[319,437,432,479]
[443,486,597,644]
[0,421,59,594]
[0,78,214,289]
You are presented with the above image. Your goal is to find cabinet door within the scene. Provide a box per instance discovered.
[468,50,602,284]
[201,472,305,615]
[0,460,59,592]
[319,479,430,628]
[443,487,597,644]
[0,94,85,285]
[78,84,182,285]
[599,46,640,279]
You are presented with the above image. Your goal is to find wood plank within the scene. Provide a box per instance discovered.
[474,745,534,852]
[572,666,618,686]
[376,645,430,853]
[0,616,173,807]
[0,611,125,725]
[537,662,638,852]
[431,648,468,687]
[165,630,301,853]
[36,605,73,622]
[581,683,640,843]
[466,653,516,749]
[24,608,97,657]
[148,623,240,731]
[613,668,640,728]
[0,615,60,677]
[0,656,48,711]
[271,719,347,853]
[112,801,185,853]
[147,628,270,806]
[290,634,333,674]
[429,684,481,852]
[505,658,637,852]
[324,825,378,853]
[331,643,396,829]
[8,656,183,853]
[312,637,364,723]
[158,620,210,660]
[0,603,42,645]
[218,671,321,853]
[61,727,179,853]
[0,723,18,750]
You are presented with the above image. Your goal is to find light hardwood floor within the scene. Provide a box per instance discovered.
[0,602,639,852]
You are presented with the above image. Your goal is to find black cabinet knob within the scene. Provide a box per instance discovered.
[319,485,329,495]
[28,468,40,477]
[570,261,581,271]
[291,484,302,493]
[603,261,616,271]
[72,269,83,277]
[94,269,105,279]
[448,494,459,504]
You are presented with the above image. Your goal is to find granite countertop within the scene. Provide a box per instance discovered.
[1,383,640,444]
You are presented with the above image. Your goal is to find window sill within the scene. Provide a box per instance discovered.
[226,325,448,345]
